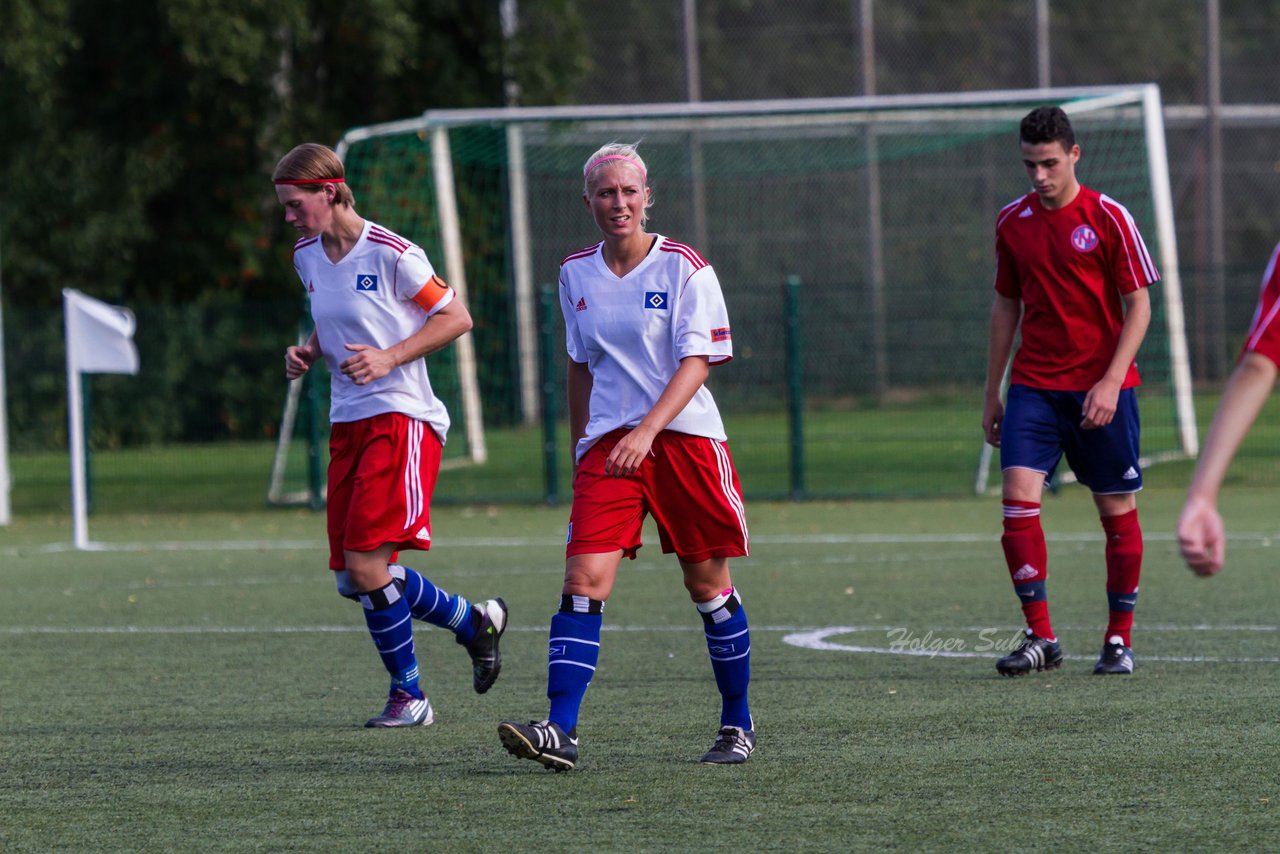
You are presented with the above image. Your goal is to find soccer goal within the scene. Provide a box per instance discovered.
[278,84,1195,502]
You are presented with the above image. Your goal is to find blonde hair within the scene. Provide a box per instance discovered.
[582,142,653,222]
[272,143,356,207]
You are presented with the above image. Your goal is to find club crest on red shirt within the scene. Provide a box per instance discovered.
[1071,224,1100,252]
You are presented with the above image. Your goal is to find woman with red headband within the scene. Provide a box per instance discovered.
[498,142,755,771]
[273,142,508,728]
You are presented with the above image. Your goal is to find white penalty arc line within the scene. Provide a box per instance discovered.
[5,623,1280,665]
[782,627,1280,664]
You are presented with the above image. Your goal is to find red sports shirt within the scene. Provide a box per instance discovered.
[1241,240,1280,367]
[994,186,1159,391]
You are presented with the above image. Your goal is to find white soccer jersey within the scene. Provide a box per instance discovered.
[292,220,454,439]
[558,234,734,462]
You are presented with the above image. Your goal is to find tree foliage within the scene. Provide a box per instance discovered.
[0,0,586,308]
[0,0,585,448]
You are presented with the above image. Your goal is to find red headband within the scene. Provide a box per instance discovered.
[273,177,345,185]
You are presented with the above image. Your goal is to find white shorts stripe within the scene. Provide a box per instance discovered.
[402,419,424,530]
[710,440,749,552]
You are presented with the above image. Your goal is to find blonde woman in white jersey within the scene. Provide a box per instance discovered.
[499,143,754,771]
[273,143,507,728]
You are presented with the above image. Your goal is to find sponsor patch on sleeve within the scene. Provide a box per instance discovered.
[711,327,731,342]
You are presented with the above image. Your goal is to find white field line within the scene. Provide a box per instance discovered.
[781,626,1280,664]
[1,622,1276,635]
[2,622,1278,665]
[4,529,1280,558]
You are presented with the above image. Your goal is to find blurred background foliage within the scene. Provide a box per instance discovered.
[3,1,1279,457]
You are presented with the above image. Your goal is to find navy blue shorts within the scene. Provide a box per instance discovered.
[1000,384,1143,494]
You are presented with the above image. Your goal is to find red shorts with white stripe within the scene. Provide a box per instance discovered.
[567,429,749,563]
[326,412,441,570]
[1242,247,1280,367]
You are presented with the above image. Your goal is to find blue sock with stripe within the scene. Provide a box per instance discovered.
[360,581,423,699]
[547,595,603,732]
[390,564,477,645]
[698,588,753,730]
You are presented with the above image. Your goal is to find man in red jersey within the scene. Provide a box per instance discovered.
[981,106,1158,677]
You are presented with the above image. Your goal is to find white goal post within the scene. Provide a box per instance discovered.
[317,84,1195,501]
[332,125,488,468]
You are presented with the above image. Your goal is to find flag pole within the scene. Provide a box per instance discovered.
[0,240,10,526]
[63,289,91,549]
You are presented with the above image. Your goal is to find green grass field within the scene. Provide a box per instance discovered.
[2,488,1278,852]
[12,389,1280,514]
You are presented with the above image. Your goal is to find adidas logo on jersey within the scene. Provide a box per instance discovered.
[575,297,587,312]
[1122,467,1139,480]
[1019,206,1033,218]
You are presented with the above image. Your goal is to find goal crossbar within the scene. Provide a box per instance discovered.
[335,84,1196,498]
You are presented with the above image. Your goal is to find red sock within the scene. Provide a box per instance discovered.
[1002,500,1053,641]
[1102,508,1143,647]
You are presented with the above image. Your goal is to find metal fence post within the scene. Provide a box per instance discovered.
[539,285,560,505]
[303,368,324,511]
[785,275,806,500]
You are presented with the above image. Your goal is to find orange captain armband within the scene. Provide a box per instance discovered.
[411,274,453,312]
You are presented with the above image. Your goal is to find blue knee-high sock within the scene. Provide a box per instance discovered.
[390,564,477,645]
[360,581,423,698]
[698,588,753,730]
[547,595,603,732]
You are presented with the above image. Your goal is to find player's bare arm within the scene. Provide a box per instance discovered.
[285,329,321,380]
[982,295,1021,447]
[1081,287,1151,429]
[567,359,593,467]
[605,355,711,477]
[341,297,473,385]
[1177,352,1278,575]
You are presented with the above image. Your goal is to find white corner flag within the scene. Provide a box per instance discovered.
[63,289,139,549]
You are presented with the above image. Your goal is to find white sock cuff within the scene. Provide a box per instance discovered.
[696,587,737,614]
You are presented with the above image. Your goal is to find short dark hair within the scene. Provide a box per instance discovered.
[1020,106,1075,149]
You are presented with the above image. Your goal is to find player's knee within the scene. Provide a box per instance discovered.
[335,567,407,601]
[1095,494,1137,516]
[333,569,361,601]
[563,555,618,601]
[680,557,731,602]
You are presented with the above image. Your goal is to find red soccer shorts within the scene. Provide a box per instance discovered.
[567,429,750,563]
[326,412,441,570]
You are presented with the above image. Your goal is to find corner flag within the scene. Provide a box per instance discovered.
[64,289,139,374]
[63,289,139,549]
